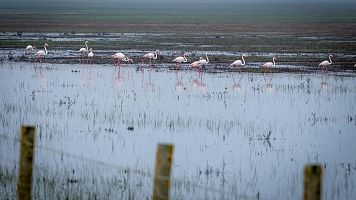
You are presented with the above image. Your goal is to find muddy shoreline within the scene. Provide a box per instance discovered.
[3,56,356,74]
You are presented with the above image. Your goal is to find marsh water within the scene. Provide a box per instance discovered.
[0,62,356,199]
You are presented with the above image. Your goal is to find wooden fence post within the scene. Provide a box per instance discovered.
[303,164,322,200]
[152,144,174,200]
[17,126,36,200]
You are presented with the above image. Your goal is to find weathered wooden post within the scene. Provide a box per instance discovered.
[152,144,174,200]
[303,164,322,200]
[17,126,36,200]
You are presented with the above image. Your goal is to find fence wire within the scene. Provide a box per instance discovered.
[0,132,257,199]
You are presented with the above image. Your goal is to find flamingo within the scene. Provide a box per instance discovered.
[87,48,93,64]
[79,41,89,63]
[111,52,133,68]
[25,45,36,55]
[318,55,333,72]
[190,54,209,69]
[262,57,276,73]
[142,50,159,65]
[197,53,209,67]
[230,55,246,72]
[34,43,48,63]
[190,59,202,68]
[173,52,188,68]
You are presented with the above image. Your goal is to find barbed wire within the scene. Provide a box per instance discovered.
[0,133,152,178]
[0,132,257,199]
[171,176,258,200]
[37,143,153,178]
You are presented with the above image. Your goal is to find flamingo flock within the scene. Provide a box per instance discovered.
[24,41,353,72]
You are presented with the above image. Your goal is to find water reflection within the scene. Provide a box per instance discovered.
[191,70,208,94]
[33,68,48,89]
[0,63,355,200]
[175,70,185,92]
[82,66,93,87]
[263,73,274,93]
[232,73,244,92]
[144,69,155,92]
[113,68,124,88]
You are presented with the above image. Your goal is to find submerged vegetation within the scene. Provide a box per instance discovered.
[1,63,356,199]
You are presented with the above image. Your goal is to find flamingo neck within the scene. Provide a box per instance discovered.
[154,51,158,59]
[85,43,88,51]
[329,56,332,64]
[205,54,209,63]
[183,54,187,62]
[44,45,47,55]
[272,58,276,66]
[242,55,245,65]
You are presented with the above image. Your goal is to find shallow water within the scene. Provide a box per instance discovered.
[0,62,356,199]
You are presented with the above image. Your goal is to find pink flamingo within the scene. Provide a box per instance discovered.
[111,52,133,68]
[262,57,276,73]
[318,55,333,72]
[34,43,48,63]
[78,41,89,63]
[230,55,246,72]
[25,45,36,55]
[190,53,209,70]
[87,48,93,64]
[142,50,159,65]
[172,52,188,68]
[197,53,209,67]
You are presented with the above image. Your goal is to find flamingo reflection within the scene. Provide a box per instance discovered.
[191,70,208,94]
[34,68,47,88]
[320,75,331,90]
[232,73,244,92]
[113,67,124,87]
[143,68,155,92]
[175,69,185,92]
[263,73,274,93]
[82,67,93,87]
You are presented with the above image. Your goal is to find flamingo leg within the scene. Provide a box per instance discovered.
[112,58,116,67]
[118,60,121,69]
[325,66,329,73]
[79,53,84,64]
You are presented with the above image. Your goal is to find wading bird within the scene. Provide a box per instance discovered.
[142,50,160,65]
[230,55,246,72]
[34,43,48,63]
[198,53,209,67]
[111,52,133,68]
[87,48,93,64]
[25,45,36,55]
[262,57,276,73]
[318,55,333,72]
[173,52,188,68]
[190,59,202,68]
[191,57,204,68]
[191,53,209,68]
[79,41,89,63]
